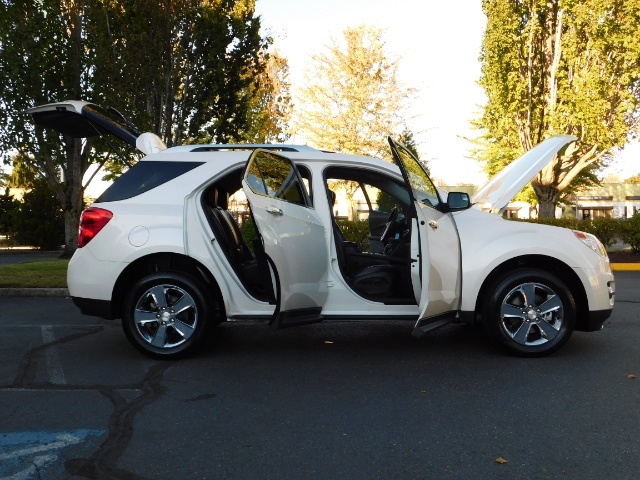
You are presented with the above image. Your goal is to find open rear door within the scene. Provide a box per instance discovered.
[242,149,329,328]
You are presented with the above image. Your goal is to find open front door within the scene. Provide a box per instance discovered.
[388,138,462,335]
[242,150,329,328]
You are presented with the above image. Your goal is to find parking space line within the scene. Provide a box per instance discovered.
[41,326,67,385]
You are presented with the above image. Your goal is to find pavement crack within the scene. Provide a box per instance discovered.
[184,393,217,402]
[64,362,170,480]
[12,327,104,387]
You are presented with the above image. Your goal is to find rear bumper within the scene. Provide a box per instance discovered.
[72,296,116,320]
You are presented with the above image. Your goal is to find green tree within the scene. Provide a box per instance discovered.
[295,25,415,159]
[476,0,640,217]
[243,50,293,143]
[625,173,640,184]
[90,0,279,147]
[9,154,38,190]
[0,188,18,239]
[1,0,282,257]
[396,128,429,174]
[13,178,65,250]
[0,0,94,257]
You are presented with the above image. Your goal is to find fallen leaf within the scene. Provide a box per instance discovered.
[628,374,636,379]
[495,457,507,464]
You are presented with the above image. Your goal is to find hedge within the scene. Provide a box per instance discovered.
[514,216,640,252]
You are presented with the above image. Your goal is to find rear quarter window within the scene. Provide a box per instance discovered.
[97,161,204,202]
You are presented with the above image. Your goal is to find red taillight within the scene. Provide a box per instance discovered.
[78,207,113,248]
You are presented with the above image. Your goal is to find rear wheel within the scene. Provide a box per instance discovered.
[483,269,575,357]
[122,272,211,359]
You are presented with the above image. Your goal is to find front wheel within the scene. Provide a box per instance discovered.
[122,272,211,359]
[482,269,576,357]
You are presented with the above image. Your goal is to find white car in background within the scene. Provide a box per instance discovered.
[28,101,615,359]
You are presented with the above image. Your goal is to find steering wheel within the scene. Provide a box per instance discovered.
[379,207,399,243]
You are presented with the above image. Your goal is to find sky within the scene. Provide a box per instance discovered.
[254,0,488,185]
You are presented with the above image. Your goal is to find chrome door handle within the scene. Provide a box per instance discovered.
[266,206,283,216]
[428,220,438,229]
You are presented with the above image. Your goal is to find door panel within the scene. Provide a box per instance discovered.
[243,150,329,328]
[387,137,462,325]
[417,205,461,318]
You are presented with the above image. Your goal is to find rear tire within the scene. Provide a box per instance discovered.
[482,269,575,357]
[122,272,211,359]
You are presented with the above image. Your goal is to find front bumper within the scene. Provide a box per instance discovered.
[576,308,613,332]
[575,275,614,332]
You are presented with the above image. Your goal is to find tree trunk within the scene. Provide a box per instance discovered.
[532,182,561,218]
[61,137,85,258]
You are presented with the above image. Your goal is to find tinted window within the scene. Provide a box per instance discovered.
[98,161,203,202]
[390,142,440,208]
[245,151,309,206]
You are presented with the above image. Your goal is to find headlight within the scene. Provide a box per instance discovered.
[572,230,608,258]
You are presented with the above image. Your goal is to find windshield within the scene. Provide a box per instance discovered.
[390,141,440,208]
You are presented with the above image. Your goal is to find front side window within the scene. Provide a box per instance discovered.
[390,141,441,208]
[245,151,309,206]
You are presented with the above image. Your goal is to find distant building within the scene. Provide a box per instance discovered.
[567,183,640,219]
[441,183,640,220]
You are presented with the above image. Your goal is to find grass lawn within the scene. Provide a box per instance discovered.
[0,259,69,288]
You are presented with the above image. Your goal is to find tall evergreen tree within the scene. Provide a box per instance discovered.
[476,0,640,217]
[295,25,415,159]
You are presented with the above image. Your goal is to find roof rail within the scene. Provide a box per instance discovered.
[189,144,319,153]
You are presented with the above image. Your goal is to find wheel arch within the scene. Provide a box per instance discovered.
[111,253,225,321]
[473,254,588,330]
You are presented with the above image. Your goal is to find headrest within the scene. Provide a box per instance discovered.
[204,188,230,209]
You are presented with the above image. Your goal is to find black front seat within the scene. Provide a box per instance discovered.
[327,189,396,297]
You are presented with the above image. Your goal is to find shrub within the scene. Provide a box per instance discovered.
[512,216,623,249]
[0,189,19,239]
[578,217,619,247]
[336,219,370,250]
[618,215,640,253]
[240,216,258,253]
[12,179,64,250]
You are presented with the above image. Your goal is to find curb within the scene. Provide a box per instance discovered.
[611,263,640,271]
[0,288,69,298]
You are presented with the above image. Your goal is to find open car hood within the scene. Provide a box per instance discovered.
[472,135,578,213]
[25,100,166,155]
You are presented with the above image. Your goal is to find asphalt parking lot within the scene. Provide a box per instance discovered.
[0,272,638,479]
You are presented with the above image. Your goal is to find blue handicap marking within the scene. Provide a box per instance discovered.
[0,429,105,479]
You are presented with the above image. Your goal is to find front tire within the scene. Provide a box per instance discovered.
[483,269,576,357]
[122,272,211,359]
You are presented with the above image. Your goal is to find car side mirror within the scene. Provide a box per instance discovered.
[446,192,471,211]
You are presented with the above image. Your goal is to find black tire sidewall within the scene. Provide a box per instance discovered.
[483,269,576,357]
[122,272,210,359]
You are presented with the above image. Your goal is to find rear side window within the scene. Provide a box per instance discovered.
[245,151,310,206]
[97,161,203,202]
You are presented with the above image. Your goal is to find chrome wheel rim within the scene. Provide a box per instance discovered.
[499,282,563,347]
[133,284,198,349]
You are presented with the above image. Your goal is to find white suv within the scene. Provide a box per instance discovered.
[29,101,615,358]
